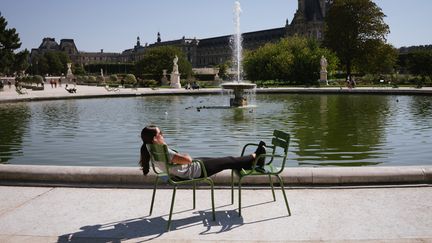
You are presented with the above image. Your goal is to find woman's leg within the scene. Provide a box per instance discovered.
[198,155,255,177]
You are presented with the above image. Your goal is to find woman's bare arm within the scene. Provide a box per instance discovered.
[172,153,192,165]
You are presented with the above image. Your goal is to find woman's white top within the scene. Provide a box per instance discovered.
[147,145,202,179]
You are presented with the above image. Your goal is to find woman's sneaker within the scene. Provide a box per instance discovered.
[255,141,266,168]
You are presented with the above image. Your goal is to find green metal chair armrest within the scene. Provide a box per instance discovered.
[242,143,276,151]
[240,143,259,156]
[241,143,277,163]
[194,159,208,178]
[254,153,285,166]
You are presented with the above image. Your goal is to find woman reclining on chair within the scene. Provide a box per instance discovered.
[139,125,266,179]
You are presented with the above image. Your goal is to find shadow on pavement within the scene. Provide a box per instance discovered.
[57,209,242,242]
[57,200,288,242]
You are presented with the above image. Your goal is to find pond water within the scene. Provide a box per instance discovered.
[1,93,431,167]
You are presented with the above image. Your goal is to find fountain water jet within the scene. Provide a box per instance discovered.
[221,0,256,107]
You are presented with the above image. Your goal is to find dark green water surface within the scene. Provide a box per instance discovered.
[1,94,431,167]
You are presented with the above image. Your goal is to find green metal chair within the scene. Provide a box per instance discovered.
[231,130,291,216]
[15,86,28,95]
[147,144,216,231]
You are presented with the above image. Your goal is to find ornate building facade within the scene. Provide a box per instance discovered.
[31,0,328,69]
[288,0,330,39]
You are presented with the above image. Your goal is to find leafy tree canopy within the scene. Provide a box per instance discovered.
[243,36,339,85]
[407,51,432,77]
[135,46,192,83]
[13,49,30,75]
[324,0,390,77]
[30,51,70,76]
[354,40,398,75]
[0,13,28,75]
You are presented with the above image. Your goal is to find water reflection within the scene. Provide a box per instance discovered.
[35,101,80,139]
[409,96,432,121]
[287,95,389,166]
[255,94,389,166]
[0,103,30,163]
[0,94,431,167]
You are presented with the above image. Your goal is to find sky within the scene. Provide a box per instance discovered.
[2,0,432,53]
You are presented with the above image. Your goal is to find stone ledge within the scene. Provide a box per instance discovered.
[1,164,431,187]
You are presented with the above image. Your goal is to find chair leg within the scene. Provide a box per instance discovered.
[238,177,243,217]
[149,177,159,215]
[193,182,196,209]
[207,179,216,221]
[167,186,177,231]
[276,175,291,216]
[231,170,235,204]
[269,175,276,201]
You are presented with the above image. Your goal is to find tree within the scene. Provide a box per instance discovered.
[135,46,192,83]
[83,63,135,75]
[12,49,30,75]
[72,63,86,75]
[216,61,230,80]
[0,13,22,75]
[30,54,48,75]
[324,0,390,79]
[30,51,70,75]
[45,52,64,75]
[354,40,398,75]
[408,51,432,78]
[243,36,339,85]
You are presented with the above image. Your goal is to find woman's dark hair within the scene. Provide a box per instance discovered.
[139,125,158,175]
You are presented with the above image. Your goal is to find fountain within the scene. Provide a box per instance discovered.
[221,1,256,107]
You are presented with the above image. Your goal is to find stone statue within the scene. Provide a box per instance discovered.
[170,55,181,88]
[320,56,328,72]
[172,55,179,73]
[320,56,328,85]
[100,68,104,77]
[66,63,73,78]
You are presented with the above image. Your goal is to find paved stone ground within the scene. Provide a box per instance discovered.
[1,84,432,103]
[0,185,431,242]
[0,84,220,103]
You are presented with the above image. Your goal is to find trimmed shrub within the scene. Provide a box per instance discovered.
[124,74,137,84]
[88,76,97,83]
[109,75,118,83]
[96,75,105,84]
[142,80,158,87]
[34,75,44,84]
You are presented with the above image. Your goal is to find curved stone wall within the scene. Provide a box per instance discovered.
[1,164,431,187]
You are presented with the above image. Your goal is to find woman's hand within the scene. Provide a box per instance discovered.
[172,153,192,164]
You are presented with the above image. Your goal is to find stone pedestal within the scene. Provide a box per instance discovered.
[320,56,328,85]
[161,69,168,86]
[221,82,256,107]
[230,89,248,107]
[320,71,328,85]
[170,73,181,89]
